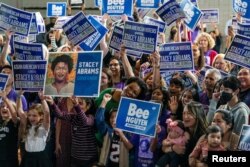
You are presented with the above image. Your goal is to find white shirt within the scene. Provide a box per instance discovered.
[25,125,49,152]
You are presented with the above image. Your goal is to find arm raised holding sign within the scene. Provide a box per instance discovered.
[0,30,12,67]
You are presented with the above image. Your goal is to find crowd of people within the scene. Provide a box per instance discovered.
[0,1,250,167]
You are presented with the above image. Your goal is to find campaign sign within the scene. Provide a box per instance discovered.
[237,22,250,37]
[0,74,9,91]
[233,0,250,19]
[136,0,161,8]
[116,97,161,137]
[35,12,46,33]
[0,3,32,36]
[159,42,194,71]
[225,34,250,69]
[14,41,43,60]
[54,16,73,29]
[12,60,46,92]
[62,12,97,46]
[29,13,39,35]
[180,0,203,31]
[143,16,166,33]
[238,125,250,151]
[95,0,102,7]
[109,26,123,51]
[126,49,143,58]
[155,0,185,26]
[201,9,219,24]
[79,16,108,51]
[70,0,83,6]
[47,2,67,17]
[123,21,158,54]
[102,0,133,16]
[44,51,102,97]
[190,0,198,7]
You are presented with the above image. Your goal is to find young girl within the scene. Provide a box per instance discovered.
[46,96,98,167]
[189,125,225,167]
[0,90,19,167]
[156,119,190,167]
[95,93,132,167]
[18,91,52,167]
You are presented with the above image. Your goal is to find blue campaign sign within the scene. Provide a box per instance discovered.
[238,125,250,151]
[95,0,102,7]
[201,9,219,24]
[180,0,203,31]
[29,13,39,35]
[126,49,143,58]
[0,73,9,91]
[159,42,194,71]
[136,0,161,8]
[233,0,250,19]
[47,2,67,17]
[0,3,32,37]
[12,60,46,92]
[123,21,158,54]
[237,22,250,37]
[102,0,133,16]
[109,25,123,51]
[225,34,250,69]
[14,41,44,60]
[143,16,166,33]
[116,97,161,137]
[155,0,185,26]
[62,12,97,46]
[79,16,108,51]
[74,51,103,97]
[190,0,198,7]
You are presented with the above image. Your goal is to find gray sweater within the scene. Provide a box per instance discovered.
[207,100,250,135]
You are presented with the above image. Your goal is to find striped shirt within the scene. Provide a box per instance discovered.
[52,103,97,161]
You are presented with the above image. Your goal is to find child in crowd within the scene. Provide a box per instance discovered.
[95,94,132,167]
[156,119,189,167]
[0,90,19,167]
[189,125,225,167]
[47,96,98,167]
[18,91,52,167]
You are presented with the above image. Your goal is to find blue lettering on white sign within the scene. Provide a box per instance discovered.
[116,97,161,137]
[136,0,160,9]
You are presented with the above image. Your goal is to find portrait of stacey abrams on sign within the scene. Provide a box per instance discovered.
[44,53,76,96]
